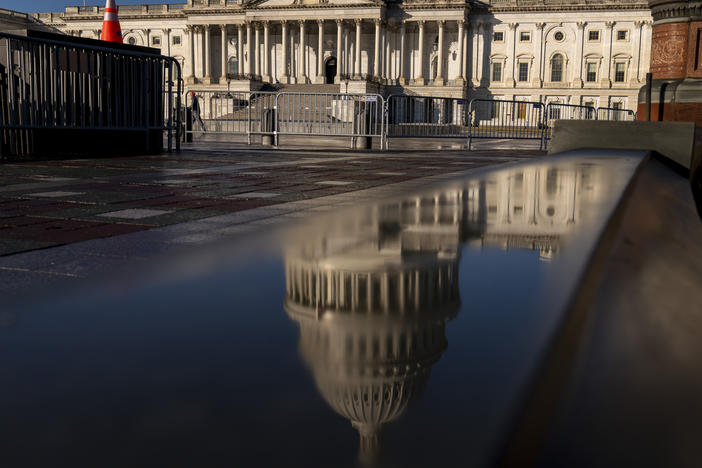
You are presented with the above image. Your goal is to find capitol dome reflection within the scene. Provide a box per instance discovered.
[284,162,606,463]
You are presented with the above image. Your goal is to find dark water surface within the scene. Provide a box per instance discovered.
[1,152,643,467]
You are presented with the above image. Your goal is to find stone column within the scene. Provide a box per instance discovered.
[245,22,252,77]
[317,20,325,84]
[574,22,586,87]
[435,20,445,85]
[631,20,645,85]
[602,21,615,87]
[237,24,244,76]
[203,25,211,84]
[254,23,261,79]
[336,19,343,83]
[281,21,289,83]
[187,26,195,84]
[298,20,307,83]
[417,20,425,85]
[354,19,362,78]
[385,23,392,82]
[263,21,270,82]
[456,20,465,84]
[163,28,171,57]
[399,21,406,85]
[506,23,517,86]
[220,24,227,82]
[462,23,468,83]
[144,28,150,47]
[532,22,545,87]
[373,19,381,79]
[470,23,480,86]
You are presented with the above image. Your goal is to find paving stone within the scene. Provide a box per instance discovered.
[99,209,173,219]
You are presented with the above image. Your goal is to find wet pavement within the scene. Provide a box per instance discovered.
[1,150,652,467]
[0,143,540,298]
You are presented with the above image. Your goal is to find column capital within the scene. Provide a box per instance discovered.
[605,21,615,29]
[508,23,518,30]
[144,28,151,34]
[335,18,344,26]
[417,19,425,27]
[577,21,587,30]
[354,18,362,26]
[374,18,382,26]
[634,20,645,28]
[219,24,227,31]
[536,22,546,30]
[202,24,210,32]
[94,29,101,36]
[317,19,325,26]
[298,19,306,26]
[437,19,446,27]
[162,27,171,34]
[457,19,465,27]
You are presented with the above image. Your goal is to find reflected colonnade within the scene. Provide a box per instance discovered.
[283,161,610,462]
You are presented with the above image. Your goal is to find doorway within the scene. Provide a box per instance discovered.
[324,57,337,84]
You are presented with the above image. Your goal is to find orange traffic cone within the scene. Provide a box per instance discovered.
[100,0,122,43]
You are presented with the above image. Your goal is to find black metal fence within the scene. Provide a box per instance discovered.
[0,32,182,159]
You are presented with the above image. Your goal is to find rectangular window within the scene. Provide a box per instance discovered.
[172,35,181,45]
[492,62,502,82]
[152,36,161,46]
[518,62,529,82]
[517,102,527,119]
[615,62,626,82]
[586,62,598,82]
[617,30,629,41]
[493,31,504,42]
[520,31,531,42]
[588,30,600,41]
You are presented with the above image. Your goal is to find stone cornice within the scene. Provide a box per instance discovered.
[649,0,702,24]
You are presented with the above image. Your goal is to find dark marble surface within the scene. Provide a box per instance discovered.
[0,152,646,467]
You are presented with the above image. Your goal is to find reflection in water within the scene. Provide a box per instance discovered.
[284,163,604,463]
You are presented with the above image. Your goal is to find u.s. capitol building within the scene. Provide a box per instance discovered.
[33,0,651,112]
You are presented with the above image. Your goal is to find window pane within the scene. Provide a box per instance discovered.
[615,62,626,82]
[492,62,502,82]
[520,32,530,41]
[551,54,563,82]
[493,31,504,42]
[518,63,529,82]
[586,63,597,82]
[589,30,599,41]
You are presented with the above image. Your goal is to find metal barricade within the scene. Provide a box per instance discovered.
[467,99,546,150]
[597,107,636,121]
[0,31,182,159]
[544,103,596,140]
[385,94,468,147]
[246,91,278,143]
[274,92,384,147]
[183,89,252,137]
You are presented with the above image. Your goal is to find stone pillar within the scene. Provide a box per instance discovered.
[317,20,325,84]
[163,28,171,57]
[373,19,381,79]
[506,23,517,86]
[417,20,425,85]
[601,21,615,87]
[237,24,244,76]
[631,20,645,86]
[336,19,343,83]
[354,19,362,79]
[470,22,480,87]
[281,21,289,83]
[245,22,252,77]
[462,23,468,83]
[187,26,195,84]
[254,23,261,79]
[385,23,391,82]
[263,21,270,82]
[144,28,150,47]
[456,20,465,84]
[298,20,307,83]
[435,20,445,85]
[203,25,211,84]
[399,21,406,85]
[532,22,545,87]
[220,24,227,82]
[574,22,586,87]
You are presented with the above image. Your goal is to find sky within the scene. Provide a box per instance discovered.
[5,0,186,14]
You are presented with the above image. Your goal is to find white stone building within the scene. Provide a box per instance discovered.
[29,0,652,111]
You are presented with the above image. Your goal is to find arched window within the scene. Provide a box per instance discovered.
[551,54,564,82]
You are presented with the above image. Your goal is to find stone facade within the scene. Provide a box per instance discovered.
[31,0,652,112]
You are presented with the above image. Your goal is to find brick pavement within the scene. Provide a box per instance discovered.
[0,146,541,257]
